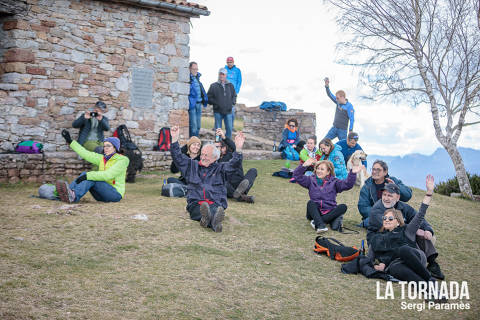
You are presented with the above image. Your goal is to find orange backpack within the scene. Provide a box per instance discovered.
[314,237,360,262]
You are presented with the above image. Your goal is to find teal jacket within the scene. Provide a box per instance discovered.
[320,144,348,180]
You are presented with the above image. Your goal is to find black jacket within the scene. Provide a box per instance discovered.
[170,144,201,183]
[72,115,110,145]
[207,81,237,115]
[218,137,244,186]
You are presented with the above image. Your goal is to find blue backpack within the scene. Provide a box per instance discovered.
[259,101,287,111]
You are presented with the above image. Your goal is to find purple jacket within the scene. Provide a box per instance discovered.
[293,165,356,213]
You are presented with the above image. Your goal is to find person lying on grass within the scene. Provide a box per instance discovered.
[293,158,363,233]
[367,175,442,284]
[170,125,245,233]
[55,129,129,203]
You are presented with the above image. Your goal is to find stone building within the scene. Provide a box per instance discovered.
[0,0,209,153]
[0,0,209,182]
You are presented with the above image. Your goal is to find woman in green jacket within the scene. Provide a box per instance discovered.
[55,129,129,203]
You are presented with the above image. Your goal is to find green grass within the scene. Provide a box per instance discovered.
[201,116,244,132]
[0,160,479,319]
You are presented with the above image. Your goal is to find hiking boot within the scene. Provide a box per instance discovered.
[56,180,75,203]
[211,207,225,233]
[316,227,328,233]
[331,216,344,231]
[427,261,445,280]
[239,194,255,203]
[233,179,250,199]
[199,202,211,228]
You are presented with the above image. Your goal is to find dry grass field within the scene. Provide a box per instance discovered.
[1,160,479,319]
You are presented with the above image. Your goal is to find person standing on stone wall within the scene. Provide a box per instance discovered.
[323,78,355,141]
[207,68,237,139]
[225,56,242,130]
[188,62,208,137]
[72,100,110,153]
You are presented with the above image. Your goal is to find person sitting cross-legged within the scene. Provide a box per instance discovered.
[357,159,412,228]
[170,125,246,232]
[367,183,445,280]
[293,158,362,233]
[214,128,257,203]
[55,129,129,203]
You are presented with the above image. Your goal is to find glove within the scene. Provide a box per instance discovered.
[75,175,87,184]
[62,129,73,144]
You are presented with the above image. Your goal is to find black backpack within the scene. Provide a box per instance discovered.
[114,124,138,151]
[154,127,171,151]
[113,125,143,183]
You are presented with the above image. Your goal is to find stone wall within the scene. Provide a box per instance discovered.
[0,150,172,183]
[0,0,199,153]
[242,108,316,143]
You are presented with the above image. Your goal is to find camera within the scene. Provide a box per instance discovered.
[90,112,98,117]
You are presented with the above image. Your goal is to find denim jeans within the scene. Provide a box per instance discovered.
[69,172,122,203]
[188,102,203,137]
[324,126,347,141]
[214,112,233,139]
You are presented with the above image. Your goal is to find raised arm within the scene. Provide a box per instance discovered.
[405,175,434,241]
[293,158,315,188]
[170,126,194,172]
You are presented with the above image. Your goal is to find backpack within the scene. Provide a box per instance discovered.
[282,145,299,161]
[154,127,171,151]
[113,124,138,151]
[314,237,360,262]
[161,183,187,197]
[259,101,287,111]
[15,140,43,154]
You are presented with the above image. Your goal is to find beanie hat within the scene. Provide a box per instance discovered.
[226,56,234,62]
[186,136,201,154]
[104,137,121,151]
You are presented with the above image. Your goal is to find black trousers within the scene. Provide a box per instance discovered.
[306,200,347,229]
[226,168,257,198]
[388,246,431,282]
[186,202,220,222]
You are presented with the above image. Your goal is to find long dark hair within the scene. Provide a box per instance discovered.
[319,138,334,157]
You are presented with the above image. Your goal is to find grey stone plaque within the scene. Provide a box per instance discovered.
[131,67,154,108]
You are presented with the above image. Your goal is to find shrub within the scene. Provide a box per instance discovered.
[434,173,480,196]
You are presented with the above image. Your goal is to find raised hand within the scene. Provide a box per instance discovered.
[171,126,180,143]
[303,157,316,167]
[234,131,245,151]
[426,174,434,194]
[84,110,91,119]
[324,77,330,87]
[215,128,225,139]
[61,129,72,144]
[385,177,395,184]
[351,164,364,174]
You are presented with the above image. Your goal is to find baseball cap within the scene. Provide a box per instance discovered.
[348,132,359,141]
[226,57,234,62]
[219,68,228,75]
[95,101,106,110]
[381,183,400,195]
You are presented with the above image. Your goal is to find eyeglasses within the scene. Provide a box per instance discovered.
[372,168,383,172]
[103,144,114,148]
[383,216,396,221]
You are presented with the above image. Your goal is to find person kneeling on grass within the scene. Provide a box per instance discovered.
[55,129,129,203]
[293,158,362,233]
[170,125,245,233]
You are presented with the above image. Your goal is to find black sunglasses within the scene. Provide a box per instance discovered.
[383,216,396,221]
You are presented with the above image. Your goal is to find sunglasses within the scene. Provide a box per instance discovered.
[103,144,114,148]
[383,216,396,221]
[372,168,383,172]
[289,124,296,128]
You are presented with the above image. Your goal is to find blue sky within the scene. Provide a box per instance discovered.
[189,0,479,156]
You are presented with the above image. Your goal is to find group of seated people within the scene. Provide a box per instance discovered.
[45,116,444,284]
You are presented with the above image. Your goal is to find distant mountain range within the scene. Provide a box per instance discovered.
[367,147,480,189]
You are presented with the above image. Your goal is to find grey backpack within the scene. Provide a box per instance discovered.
[161,183,187,197]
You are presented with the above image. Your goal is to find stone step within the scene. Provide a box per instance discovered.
[242,149,282,160]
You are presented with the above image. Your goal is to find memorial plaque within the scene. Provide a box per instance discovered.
[131,67,154,108]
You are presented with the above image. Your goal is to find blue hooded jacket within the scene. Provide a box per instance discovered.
[225,65,242,94]
[335,139,367,167]
[189,72,208,110]
[320,144,348,180]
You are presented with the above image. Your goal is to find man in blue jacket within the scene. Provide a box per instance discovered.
[324,78,354,141]
[357,160,412,227]
[225,56,242,129]
[188,62,208,137]
[335,132,367,167]
[170,125,245,233]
